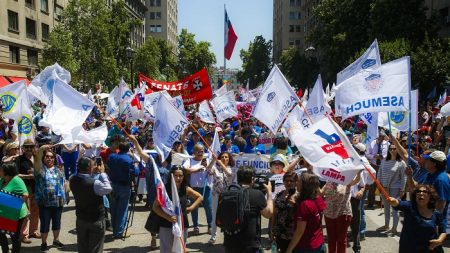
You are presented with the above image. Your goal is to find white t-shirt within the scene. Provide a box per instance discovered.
[187,158,213,188]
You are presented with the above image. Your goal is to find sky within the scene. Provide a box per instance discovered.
[178,0,273,70]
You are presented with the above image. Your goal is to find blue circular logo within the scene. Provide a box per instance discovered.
[389,111,406,124]
[18,115,33,135]
[1,94,17,113]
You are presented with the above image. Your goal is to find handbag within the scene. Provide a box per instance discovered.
[144,211,160,234]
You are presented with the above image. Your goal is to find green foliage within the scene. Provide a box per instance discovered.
[156,39,177,81]
[237,36,272,89]
[133,37,161,80]
[280,47,319,88]
[177,29,216,78]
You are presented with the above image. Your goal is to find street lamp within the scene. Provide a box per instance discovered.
[126,46,135,87]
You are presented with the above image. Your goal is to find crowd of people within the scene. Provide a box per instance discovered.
[0,90,449,253]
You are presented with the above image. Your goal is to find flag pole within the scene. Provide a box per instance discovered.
[96,104,130,136]
[223,4,227,79]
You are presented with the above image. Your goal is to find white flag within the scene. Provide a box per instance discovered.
[211,91,238,122]
[29,63,71,104]
[197,100,216,124]
[336,39,381,84]
[106,79,133,117]
[215,84,228,97]
[330,83,336,100]
[288,116,363,185]
[252,65,299,134]
[59,124,108,145]
[361,112,379,144]
[437,91,447,107]
[153,95,189,161]
[378,89,418,132]
[208,130,222,159]
[0,80,28,121]
[304,75,332,123]
[16,87,35,145]
[283,105,311,138]
[143,91,171,120]
[170,95,186,116]
[39,77,94,135]
[335,56,411,119]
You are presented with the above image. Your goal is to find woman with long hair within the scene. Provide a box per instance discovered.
[388,184,446,252]
[152,165,203,253]
[286,172,326,253]
[209,151,234,245]
[376,143,406,235]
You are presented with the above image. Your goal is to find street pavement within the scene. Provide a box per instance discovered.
[19,196,450,253]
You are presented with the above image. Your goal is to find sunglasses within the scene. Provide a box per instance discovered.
[45,155,55,159]
[415,189,429,194]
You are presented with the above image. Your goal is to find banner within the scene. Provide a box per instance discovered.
[258,132,276,153]
[336,39,381,84]
[361,112,379,144]
[153,95,189,161]
[335,57,411,119]
[288,116,363,184]
[138,68,213,105]
[16,93,35,146]
[211,91,238,122]
[252,65,299,134]
[0,191,24,234]
[29,63,71,104]
[378,89,418,132]
[0,80,28,121]
[234,153,271,173]
[214,84,228,97]
[283,106,311,139]
[304,75,332,123]
[197,100,216,124]
[143,91,171,120]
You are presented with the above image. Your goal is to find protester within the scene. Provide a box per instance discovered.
[244,133,266,154]
[387,184,447,253]
[0,162,29,253]
[70,157,112,253]
[152,165,203,252]
[34,145,66,252]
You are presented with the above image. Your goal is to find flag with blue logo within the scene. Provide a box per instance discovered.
[211,91,238,122]
[378,89,418,132]
[0,80,28,122]
[29,63,71,105]
[252,65,299,134]
[335,56,411,120]
[288,116,363,185]
[171,95,186,116]
[16,88,35,145]
[336,39,381,85]
[153,95,189,161]
[143,91,171,121]
[361,112,379,144]
[208,130,222,159]
[106,78,133,118]
[197,100,216,124]
[39,75,94,136]
[170,174,186,253]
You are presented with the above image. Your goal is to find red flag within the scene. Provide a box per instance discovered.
[138,68,213,106]
[225,10,237,60]
[296,88,303,99]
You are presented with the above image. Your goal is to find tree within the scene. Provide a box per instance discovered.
[237,36,272,89]
[280,47,319,88]
[156,39,177,81]
[133,37,161,80]
[177,29,216,78]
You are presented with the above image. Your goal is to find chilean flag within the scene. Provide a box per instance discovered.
[130,81,146,110]
[224,10,238,60]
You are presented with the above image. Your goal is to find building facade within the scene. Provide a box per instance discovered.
[122,0,147,48]
[273,0,303,64]
[0,0,68,81]
[145,0,178,53]
[424,0,450,37]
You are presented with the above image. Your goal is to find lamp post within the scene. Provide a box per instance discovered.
[126,46,135,88]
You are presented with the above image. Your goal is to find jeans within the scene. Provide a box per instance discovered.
[110,184,131,237]
[76,218,105,253]
[39,206,63,233]
[210,193,219,239]
[62,151,79,180]
[191,186,212,228]
[325,215,352,253]
[293,244,326,253]
[359,189,368,235]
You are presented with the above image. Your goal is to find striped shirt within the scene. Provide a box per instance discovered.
[377,159,406,189]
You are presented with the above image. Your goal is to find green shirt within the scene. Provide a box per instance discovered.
[0,176,29,219]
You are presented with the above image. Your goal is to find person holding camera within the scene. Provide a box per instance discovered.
[70,157,112,253]
[223,166,273,253]
[185,144,215,235]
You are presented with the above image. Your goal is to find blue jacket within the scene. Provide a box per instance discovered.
[107,152,137,186]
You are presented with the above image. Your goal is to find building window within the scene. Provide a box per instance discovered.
[26,18,37,39]
[41,0,49,13]
[42,23,50,41]
[295,39,301,46]
[25,0,35,9]
[289,12,295,20]
[150,0,161,7]
[290,12,301,20]
[54,4,63,20]
[9,46,20,64]
[290,0,301,6]
[8,10,19,32]
[296,25,301,32]
[28,49,38,66]
[289,38,295,46]
[155,12,161,19]
[156,25,162,33]
[289,25,294,32]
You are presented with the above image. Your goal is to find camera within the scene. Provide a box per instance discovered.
[253,172,269,192]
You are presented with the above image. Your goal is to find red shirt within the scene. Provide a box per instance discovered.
[294,196,326,250]
[99,148,117,164]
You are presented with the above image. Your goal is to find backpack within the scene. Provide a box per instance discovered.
[216,184,250,235]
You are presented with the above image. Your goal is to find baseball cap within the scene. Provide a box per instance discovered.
[250,133,258,138]
[422,151,447,162]
[354,143,366,153]
[224,134,232,140]
[270,154,289,168]
[23,139,35,146]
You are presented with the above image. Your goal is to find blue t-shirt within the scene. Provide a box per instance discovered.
[423,170,450,226]
[243,144,266,154]
[107,152,138,186]
[408,157,428,183]
[394,201,446,253]
[221,143,240,154]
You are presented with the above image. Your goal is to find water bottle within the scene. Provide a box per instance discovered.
[271,241,277,253]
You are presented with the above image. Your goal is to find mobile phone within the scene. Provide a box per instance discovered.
[95,157,102,166]
[201,158,207,166]
[270,180,276,193]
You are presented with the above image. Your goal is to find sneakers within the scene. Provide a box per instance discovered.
[375,225,389,232]
[192,227,200,235]
[22,237,32,244]
[40,243,48,252]
[53,240,64,249]
[208,237,216,245]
